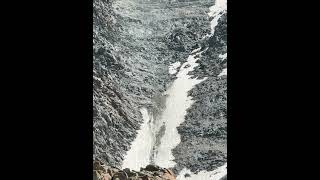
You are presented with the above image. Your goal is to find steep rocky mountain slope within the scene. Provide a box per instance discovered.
[173,11,227,173]
[93,0,227,177]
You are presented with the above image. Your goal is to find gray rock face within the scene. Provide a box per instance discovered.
[93,0,213,167]
[173,12,227,173]
[93,0,227,175]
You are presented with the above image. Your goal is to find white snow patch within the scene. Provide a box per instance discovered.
[169,62,181,74]
[191,47,202,54]
[122,108,154,171]
[154,50,207,168]
[208,0,227,35]
[177,163,227,180]
[218,53,227,61]
[218,68,227,77]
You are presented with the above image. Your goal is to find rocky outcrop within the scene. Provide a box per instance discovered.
[93,161,176,180]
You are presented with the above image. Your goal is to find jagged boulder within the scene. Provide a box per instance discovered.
[144,165,161,172]
[93,161,176,180]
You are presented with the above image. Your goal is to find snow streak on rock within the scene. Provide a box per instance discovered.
[208,0,227,35]
[218,68,227,77]
[154,49,207,168]
[218,53,227,61]
[122,48,208,170]
[122,108,154,171]
[175,0,227,179]
[169,62,182,75]
[121,0,227,178]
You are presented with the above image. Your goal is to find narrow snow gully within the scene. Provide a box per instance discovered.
[122,49,206,170]
[208,0,227,35]
[122,0,227,179]
[153,48,207,168]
